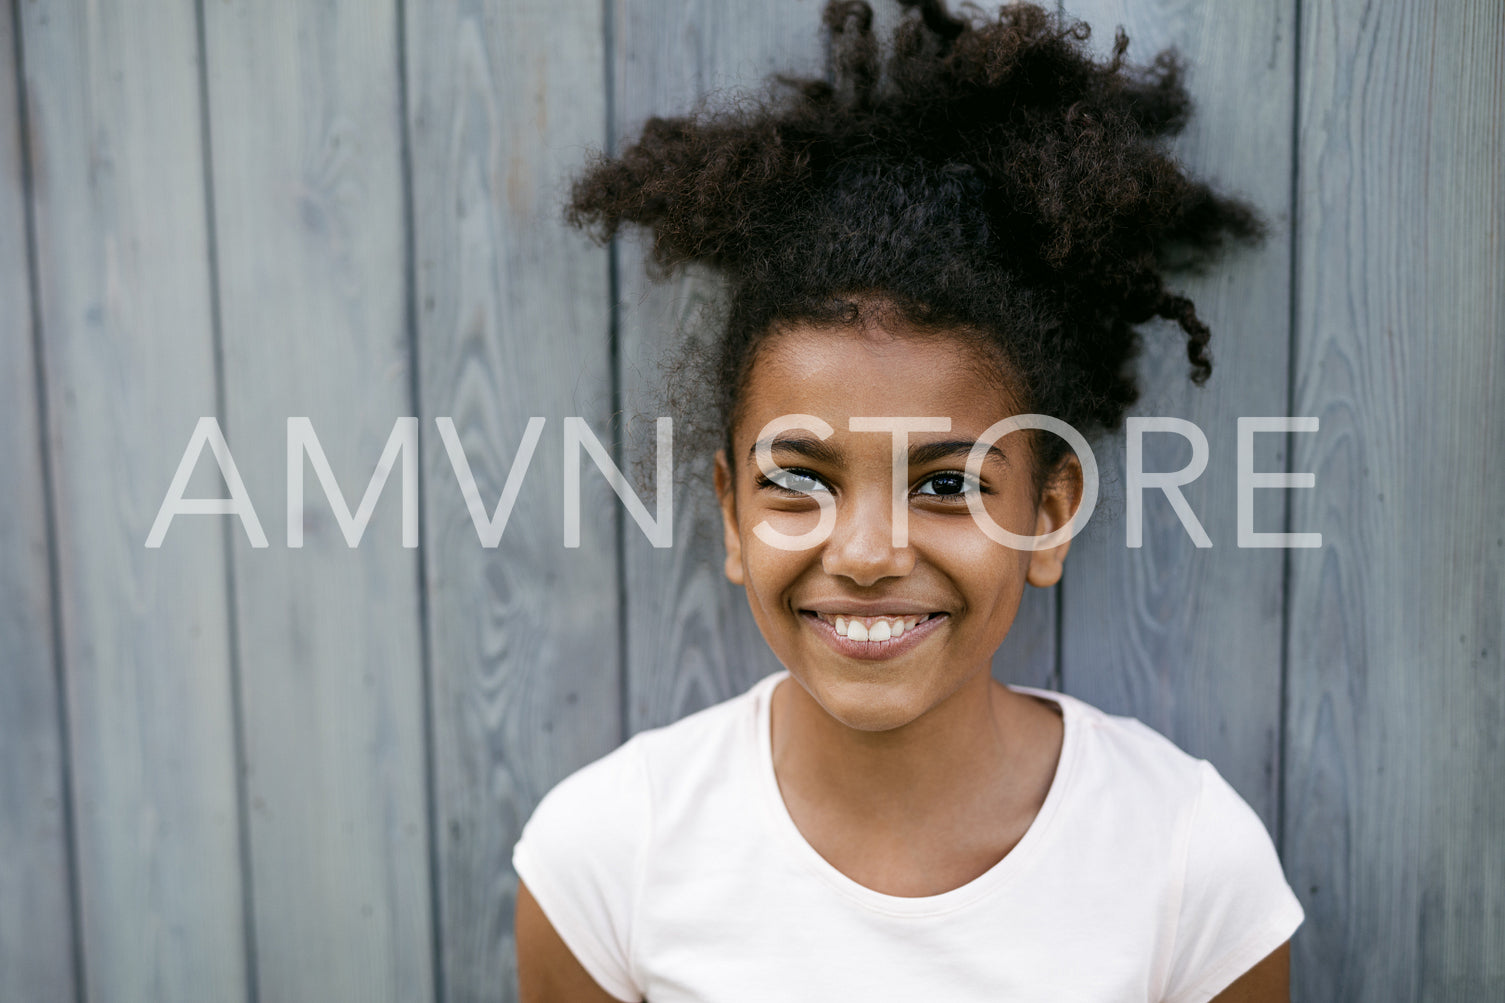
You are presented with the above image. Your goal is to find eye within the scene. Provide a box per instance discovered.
[755,467,832,496]
[913,470,982,498]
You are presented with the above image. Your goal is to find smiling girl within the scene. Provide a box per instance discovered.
[512,2,1303,1000]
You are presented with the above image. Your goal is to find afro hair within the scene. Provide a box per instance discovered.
[567,0,1267,479]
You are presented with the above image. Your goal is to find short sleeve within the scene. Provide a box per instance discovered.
[512,737,650,1003]
[1161,760,1305,1003]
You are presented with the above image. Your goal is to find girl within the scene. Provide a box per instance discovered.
[514,1,1303,999]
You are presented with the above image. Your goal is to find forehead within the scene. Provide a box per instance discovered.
[735,323,1015,444]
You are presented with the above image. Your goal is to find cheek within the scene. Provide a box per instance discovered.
[927,521,1033,600]
[933,484,1041,562]
[977,482,1044,535]
[733,489,828,574]
[736,517,810,602]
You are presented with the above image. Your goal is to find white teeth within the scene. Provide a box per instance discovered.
[817,613,932,641]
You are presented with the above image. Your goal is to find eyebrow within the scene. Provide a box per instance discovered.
[748,435,1010,468]
[907,438,1010,469]
[749,434,844,466]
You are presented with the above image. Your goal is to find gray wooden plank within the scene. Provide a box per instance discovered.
[1057,0,1294,830]
[402,0,619,999]
[614,0,825,731]
[1283,0,1505,998]
[993,583,1057,691]
[201,2,433,1000]
[992,4,1063,693]
[17,1,250,1000]
[0,3,78,1000]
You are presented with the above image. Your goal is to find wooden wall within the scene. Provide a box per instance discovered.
[2,0,1499,1000]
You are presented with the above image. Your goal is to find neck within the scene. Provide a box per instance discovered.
[771,669,1046,829]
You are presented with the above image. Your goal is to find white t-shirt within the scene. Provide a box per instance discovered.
[512,670,1303,1003]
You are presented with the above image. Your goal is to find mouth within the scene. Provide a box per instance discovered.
[806,611,943,641]
[799,609,949,661]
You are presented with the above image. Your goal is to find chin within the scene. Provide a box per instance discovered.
[802,673,930,733]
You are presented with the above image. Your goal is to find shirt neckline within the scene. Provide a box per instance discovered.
[749,669,1079,917]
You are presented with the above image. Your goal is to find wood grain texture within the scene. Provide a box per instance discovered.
[202,2,433,1000]
[6,1,1503,998]
[995,582,1057,690]
[1056,0,1294,830]
[17,1,249,1000]
[0,3,78,1000]
[612,0,826,731]
[1282,0,1505,998]
[403,0,619,999]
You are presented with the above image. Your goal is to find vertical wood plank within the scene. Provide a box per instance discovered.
[994,584,1056,690]
[17,0,249,999]
[404,0,618,999]
[1283,0,1504,997]
[202,2,433,1000]
[0,2,78,999]
[613,0,824,731]
[1057,0,1295,829]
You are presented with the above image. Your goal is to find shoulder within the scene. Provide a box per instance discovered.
[1025,685,1296,888]
[515,674,772,881]
[520,671,770,833]
[1163,759,1304,1002]
[511,730,651,1002]
[1016,686,1209,816]
[1017,688,1303,1003]
[510,674,776,1002]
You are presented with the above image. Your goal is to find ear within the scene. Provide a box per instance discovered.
[713,450,745,586]
[1026,455,1083,588]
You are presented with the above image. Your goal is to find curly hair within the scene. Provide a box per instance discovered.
[566,0,1266,488]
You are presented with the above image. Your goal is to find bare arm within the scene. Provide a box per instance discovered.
[1207,941,1290,1003]
[515,879,630,1003]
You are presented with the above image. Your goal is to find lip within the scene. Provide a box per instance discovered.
[801,599,944,617]
[800,609,949,662]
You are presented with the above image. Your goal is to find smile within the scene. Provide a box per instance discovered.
[799,610,949,661]
[810,611,941,641]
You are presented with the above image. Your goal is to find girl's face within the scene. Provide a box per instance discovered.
[714,322,1082,733]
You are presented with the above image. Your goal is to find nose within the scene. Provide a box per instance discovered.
[821,490,915,587]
